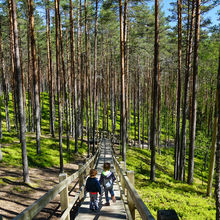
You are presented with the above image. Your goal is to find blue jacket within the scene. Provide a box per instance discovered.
[85,177,101,194]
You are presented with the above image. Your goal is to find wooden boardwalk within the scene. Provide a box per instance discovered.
[75,138,127,220]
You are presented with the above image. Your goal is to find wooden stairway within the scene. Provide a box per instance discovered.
[74,138,127,220]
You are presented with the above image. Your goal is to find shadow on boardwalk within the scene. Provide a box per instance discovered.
[74,138,127,220]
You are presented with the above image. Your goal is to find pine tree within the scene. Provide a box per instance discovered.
[28,0,41,153]
[150,0,159,182]
[188,0,201,184]
[11,0,29,183]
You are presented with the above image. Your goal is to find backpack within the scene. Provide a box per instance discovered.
[103,173,113,190]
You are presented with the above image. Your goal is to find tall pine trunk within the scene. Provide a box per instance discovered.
[85,0,90,156]
[137,64,141,148]
[92,0,98,154]
[188,0,201,184]
[124,0,128,142]
[80,0,84,148]
[174,0,182,180]
[46,0,55,137]
[207,89,218,196]
[150,0,159,182]
[28,0,41,153]
[70,0,78,153]
[0,19,10,133]
[9,0,18,131]
[179,0,195,181]
[55,0,63,173]
[58,10,70,152]
[119,0,126,163]
[133,88,136,145]
[11,0,29,183]
[76,0,81,143]
[106,41,110,131]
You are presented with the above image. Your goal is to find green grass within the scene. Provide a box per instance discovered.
[0,92,88,168]
[126,147,215,220]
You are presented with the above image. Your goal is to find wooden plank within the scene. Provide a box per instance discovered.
[75,138,127,220]
[113,156,155,220]
[60,190,81,220]
[14,148,100,220]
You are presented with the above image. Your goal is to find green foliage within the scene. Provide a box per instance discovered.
[0,92,88,168]
[126,147,215,219]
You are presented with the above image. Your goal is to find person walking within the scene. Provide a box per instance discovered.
[99,162,116,206]
[85,169,101,211]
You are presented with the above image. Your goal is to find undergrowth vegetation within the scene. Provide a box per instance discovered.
[0,93,88,168]
[126,146,215,220]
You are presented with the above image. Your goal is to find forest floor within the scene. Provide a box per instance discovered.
[0,138,85,219]
[0,152,86,220]
[117,144,216,220]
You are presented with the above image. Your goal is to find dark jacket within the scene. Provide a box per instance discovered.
[99,170,116,187]
[85,177,101,194]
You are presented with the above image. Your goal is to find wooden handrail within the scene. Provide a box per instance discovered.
[14,147,101,220]
[113,155,155,220]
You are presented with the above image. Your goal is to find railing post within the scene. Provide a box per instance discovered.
[120,161,125,193]
[79,163,84,200]
[85,158,90,176]
[91,157,94,168]
[59,173,70,220]
[79,163,84,187]
[0,144,3,161]
[127,171,135,219]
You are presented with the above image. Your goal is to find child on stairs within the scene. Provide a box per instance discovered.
[99,162,116,206]
[85,169,101,211]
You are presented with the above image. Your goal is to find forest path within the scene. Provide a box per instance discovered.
[75,138,127,220]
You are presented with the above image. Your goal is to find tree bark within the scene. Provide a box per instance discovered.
[28,0,41,153]
[147,61,151,145]
[106,41,110,131]
[0,19,10,133]
[70,0,78,153]
[188,0,200,184]
[174,0,182,180]
[85,0,90,156]
[37,47,42,128]
[92,0,98,154]
[80,0,84,149]
[137,63,141,148]
[133,88,136,144]
[58,9,70,152]
[207,90,218,196]
[150,0,159,182]
[55,0,64,173]
[179,0,195,181]
[27,22,31,132]
[76,0,81,143]
[124,0,128,142]
[119,0,126,163]
[157,55,161,155]
[9,0,18,131]
[46,0,55,137]
[11,0,29,183]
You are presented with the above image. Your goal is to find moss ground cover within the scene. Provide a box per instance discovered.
[126,147,215,220]
[0,93,88,168]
